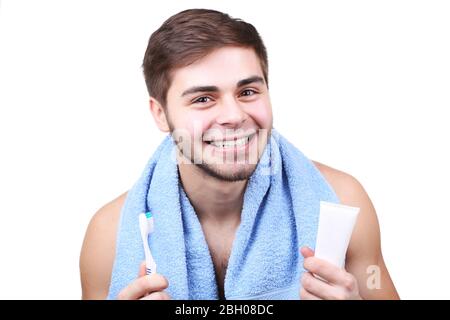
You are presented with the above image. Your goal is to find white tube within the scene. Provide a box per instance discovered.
[314,201,360,269]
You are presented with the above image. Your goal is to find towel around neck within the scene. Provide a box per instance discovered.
[107,129,340,300]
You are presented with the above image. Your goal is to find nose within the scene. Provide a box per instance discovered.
[215,96,247,127]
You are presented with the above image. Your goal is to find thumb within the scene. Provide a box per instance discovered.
[300,246,315,258]
[138,261,146,277]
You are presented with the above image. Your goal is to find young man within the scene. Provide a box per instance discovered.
[80,9,399,300]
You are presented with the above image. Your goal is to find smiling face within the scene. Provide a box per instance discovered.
[150,46,273,181]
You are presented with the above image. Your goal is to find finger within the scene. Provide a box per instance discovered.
[301,272,341,300]
[117,274,169,300]
[303,256,347,285]
[138,261,146,277]
[300,246,315,258]
[141,291,171,300]
[299,287,321,300]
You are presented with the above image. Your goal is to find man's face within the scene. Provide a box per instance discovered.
[163,46,273,181]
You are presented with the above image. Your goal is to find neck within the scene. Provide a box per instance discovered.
[177,161,247,226]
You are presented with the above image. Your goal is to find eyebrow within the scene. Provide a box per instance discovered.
[181,75,265,97]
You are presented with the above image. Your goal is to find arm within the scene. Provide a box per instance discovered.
[342,173,399,299]
[79,192,126,299]
[301,162,399,300]
[79,191,170,300]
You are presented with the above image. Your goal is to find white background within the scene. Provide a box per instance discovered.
[0,0,449,299]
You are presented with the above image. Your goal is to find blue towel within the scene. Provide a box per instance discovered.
[106,129,340,300]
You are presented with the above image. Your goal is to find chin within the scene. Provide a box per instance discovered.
[196,162,257,182]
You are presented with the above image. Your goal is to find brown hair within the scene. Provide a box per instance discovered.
[142,9,269,107]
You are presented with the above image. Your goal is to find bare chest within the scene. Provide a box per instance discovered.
[202,225,237,300]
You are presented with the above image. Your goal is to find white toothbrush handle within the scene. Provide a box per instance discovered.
[143,239,157,275]
[139,213,157,275]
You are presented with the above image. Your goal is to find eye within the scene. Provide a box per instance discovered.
[193,96,212,104]
[240,89,257,97]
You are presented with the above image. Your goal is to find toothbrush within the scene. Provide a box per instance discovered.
[138,211,157,275]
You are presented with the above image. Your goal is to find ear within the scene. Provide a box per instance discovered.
[149,97,170,132]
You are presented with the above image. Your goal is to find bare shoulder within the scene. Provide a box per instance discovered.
[312,160,366,204]
[79,191,128,300]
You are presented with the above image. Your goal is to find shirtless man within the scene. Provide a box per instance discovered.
[80,9,399,300]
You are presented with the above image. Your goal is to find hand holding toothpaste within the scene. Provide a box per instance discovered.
[299,201,362,300]
[300,247,361,300]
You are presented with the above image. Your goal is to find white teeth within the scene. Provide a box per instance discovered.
[209,135,250,148]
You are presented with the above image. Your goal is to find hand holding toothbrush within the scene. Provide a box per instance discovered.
[117,211,170,300]
[117,261,171,300]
